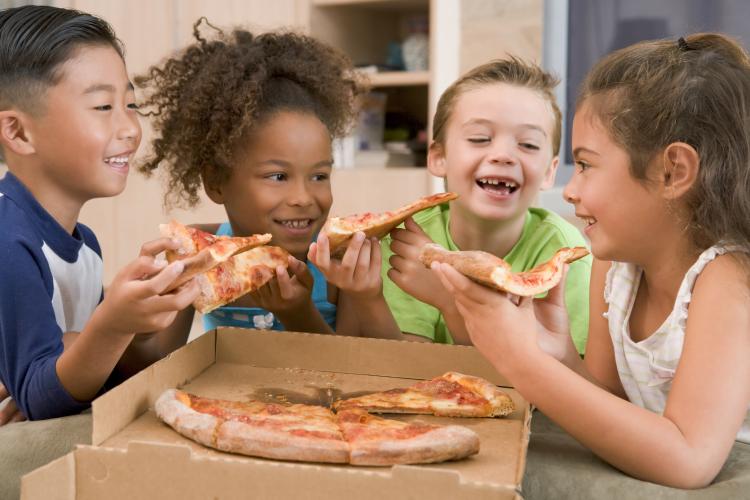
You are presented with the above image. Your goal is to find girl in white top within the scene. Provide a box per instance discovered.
[431,32,750,489]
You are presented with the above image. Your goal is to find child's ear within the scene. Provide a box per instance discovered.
[427,142,447,178]
[201,168,225,204]
[540,156,560,190]
[661,142,699,200]
[0,111,35,156]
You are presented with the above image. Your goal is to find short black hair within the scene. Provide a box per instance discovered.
[0,5,124,114]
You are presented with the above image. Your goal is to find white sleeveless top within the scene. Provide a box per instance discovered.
[604,245,750,443]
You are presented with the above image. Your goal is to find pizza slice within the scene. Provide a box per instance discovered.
[321,192,458,258]
[420,243,589,296]
[155,389,350,464]
[160,220,271,291]
[193,245,290,313]
[333,372,515,418]
[335,408,479,466]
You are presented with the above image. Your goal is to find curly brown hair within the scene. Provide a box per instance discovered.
[136,19,365,208]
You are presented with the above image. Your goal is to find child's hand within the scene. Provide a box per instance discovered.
[308,232,382,300]
[0,381,25,426]
[96,238,200,336]
[529,266,580,363]
[430,261,544,371]
[388,217,449,309]
[250,256,315,314]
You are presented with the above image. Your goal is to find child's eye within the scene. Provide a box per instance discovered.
[127,102,139,110]
[520,143,540,151]
[468,137,490,144]
[266,173,287,182]
[94,104,112,111]
[575,161,590,172]
[311,173,330,182]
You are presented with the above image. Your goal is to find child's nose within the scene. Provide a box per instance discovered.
[288,180,314,206]
[488,139,516,166]
[117,110,141,143]
[563,177,579,204]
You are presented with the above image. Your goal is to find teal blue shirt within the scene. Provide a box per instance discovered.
[203,223,336,331]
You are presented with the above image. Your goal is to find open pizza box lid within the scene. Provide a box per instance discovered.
[22,328,531,500]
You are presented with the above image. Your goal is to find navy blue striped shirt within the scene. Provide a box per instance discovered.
[0,172,102,419]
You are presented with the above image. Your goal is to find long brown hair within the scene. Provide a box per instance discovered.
[432,57,562,155]
[579,33,750,255]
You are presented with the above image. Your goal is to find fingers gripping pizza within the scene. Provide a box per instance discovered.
[333,372,515,418]
[321,192,458,258]
[155,389,480,466]
[420,243,589,296]
[160,220,271,291]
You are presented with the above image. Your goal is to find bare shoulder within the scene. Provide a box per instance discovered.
[692,252,750,303]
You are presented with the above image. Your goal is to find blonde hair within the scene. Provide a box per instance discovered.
[432,57,562,155]
[579,33,750,253]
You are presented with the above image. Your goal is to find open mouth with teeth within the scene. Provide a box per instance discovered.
[579,216,597,227]
[476,177,519,196]
[104,156,129,166]
[276,219,314,231]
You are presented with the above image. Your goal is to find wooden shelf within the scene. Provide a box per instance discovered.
[361,70,429,87]
[313,0,428,10]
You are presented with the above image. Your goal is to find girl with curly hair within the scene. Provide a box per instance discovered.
[137,19,377,335]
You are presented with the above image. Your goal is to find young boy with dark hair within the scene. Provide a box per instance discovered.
[0,5,198,424]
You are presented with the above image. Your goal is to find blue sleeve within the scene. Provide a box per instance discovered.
[0,239,90,419]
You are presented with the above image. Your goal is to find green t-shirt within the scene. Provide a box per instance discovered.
[381,204,591,353]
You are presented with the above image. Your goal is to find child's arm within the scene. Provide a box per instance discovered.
[249,256,334,334]
[114,304,196,379]
[56,238,198,402]
[309,232,404,339]
[388,218,472,344]
[433,255,750,488]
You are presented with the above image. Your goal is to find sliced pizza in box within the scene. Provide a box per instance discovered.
[420,243,589,296]
[321,192,458,258]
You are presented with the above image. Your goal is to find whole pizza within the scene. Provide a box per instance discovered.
[154,372,514,466]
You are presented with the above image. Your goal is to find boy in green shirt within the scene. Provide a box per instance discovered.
[382,58,591,352]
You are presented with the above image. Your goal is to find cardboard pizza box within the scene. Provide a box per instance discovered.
[22,328,531,500]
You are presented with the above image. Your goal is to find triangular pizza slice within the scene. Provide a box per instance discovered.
[321,192,458,258]
[160,220,271,291]
[419,243,589,296]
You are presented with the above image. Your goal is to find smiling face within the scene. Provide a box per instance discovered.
[26,44,141,202]
[208,111,333,259]
[564,100,667,261]
[428,82,558,224]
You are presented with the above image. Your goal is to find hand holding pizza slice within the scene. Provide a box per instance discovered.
[320,192,458,258]
[419,243,589,296]
[160,220,271,291]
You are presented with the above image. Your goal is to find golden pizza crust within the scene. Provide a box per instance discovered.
[420,243,589,296]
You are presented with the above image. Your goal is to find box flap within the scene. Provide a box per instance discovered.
[21,450,75,500]
[216,328,511,386]
[92,330,216,445]
[60,441,519,500]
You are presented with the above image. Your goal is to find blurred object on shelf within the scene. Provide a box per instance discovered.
[386,41,405,70]
[355,91,387,151]
[402,14,429,71]
[332,135,357,169]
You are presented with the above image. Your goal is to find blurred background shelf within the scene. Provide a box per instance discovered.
[364,70,430,87]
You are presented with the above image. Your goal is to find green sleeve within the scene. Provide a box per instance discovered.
[380,237,439,341]
[563,254,592,354]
